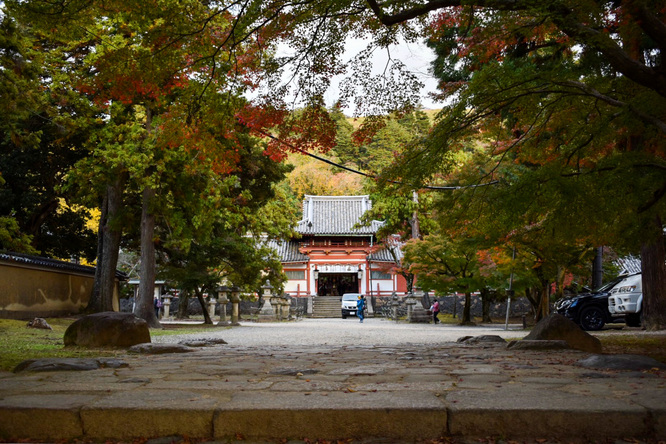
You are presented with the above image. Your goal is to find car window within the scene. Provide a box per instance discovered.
[595,277,624,292]
[342,294,359,301]
[609,274,642,293]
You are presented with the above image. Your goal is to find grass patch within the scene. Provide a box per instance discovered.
[0,318,123,372]
[151,324,227,336]
[435,313,462,324]
[597,333,666,364]
[0,318,229,372]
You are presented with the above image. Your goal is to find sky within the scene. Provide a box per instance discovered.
[274,36,442,115]
[328,38,441,111]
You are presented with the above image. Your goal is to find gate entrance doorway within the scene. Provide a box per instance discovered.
[317,273,358,296]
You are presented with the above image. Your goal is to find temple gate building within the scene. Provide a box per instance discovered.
[269,195,408,300]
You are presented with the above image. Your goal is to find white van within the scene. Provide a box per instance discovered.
[608,273,643,327]
[341,293,361,319]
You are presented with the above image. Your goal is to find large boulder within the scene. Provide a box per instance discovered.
[522,313,602,353]
[64,312,151,347]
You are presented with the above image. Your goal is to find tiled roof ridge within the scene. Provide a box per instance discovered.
[303,194,371,199]
[297,194,380,235]
[0,250,128,279]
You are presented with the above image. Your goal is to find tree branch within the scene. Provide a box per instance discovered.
[627,0,666,53]
[557,80,666,134]
[365,0,666,98]
[546,2,666,98]
[364,0,525,26]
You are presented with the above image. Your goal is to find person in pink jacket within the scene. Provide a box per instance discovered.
[431,300,440,324]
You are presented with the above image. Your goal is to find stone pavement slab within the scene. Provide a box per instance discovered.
[0,343,665,442]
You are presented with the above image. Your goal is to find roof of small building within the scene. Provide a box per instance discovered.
[615,255,642,275]
[264,240,309,263]
[0,251,127,279]
[296,195,384,236]
[368,243,404,263]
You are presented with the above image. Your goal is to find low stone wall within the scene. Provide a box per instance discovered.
[122,294,530,322]
[1,254,95,319]
[371,294,533,320]
[437,295,533,318]
[121,296,309,319]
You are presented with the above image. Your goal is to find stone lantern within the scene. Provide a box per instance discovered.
[162,293,173,320]
[207,294,217,320]
[405,292,417,321]
[408,286,430,323]
[230,285,241,326]
[270,292,282,321]
[283,294,293,320]
[259,280,275,318]
[280,294,291,320]
[216,285,230,326]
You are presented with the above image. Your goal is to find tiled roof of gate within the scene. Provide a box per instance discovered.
[264,240,309,263]
[296,195,384,235]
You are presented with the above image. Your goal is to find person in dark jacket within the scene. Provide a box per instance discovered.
[154,296,162,318]
[357,295,365,323]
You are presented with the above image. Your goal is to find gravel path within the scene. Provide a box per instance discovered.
[154,317,528,346]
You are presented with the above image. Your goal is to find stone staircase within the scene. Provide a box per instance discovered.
[311,296,342,318]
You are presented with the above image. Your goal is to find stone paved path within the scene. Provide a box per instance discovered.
[1,319,665,443]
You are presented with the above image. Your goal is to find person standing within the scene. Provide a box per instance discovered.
[154,296,162,319]
[357,295,365,323]
[431,299,440,324]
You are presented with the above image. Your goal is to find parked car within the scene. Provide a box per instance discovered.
[341,293,361,319]
[608,273,643,327]
[555,275,631,330]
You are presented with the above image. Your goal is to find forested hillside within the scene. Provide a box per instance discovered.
[281,108,438,217]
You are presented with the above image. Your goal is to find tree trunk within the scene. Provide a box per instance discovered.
[592,247,603,289]
[461,291,472,324]
[524,287,539,314]
[403,272,414,294]
[177,290,190,319]
[87,178,124,313]
[533,265,551,322]
[536,283,550,322]
[640,214,666,331]
[411,190,420,240]
[195,288,213,325]
[555,265,565,300]
[100,179,124,311]
[87,194,107,313]
[524,288,538,317]
[135,186,161,328]
[480,287,492,323]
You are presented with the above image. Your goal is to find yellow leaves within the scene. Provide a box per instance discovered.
[287,157,363,200]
